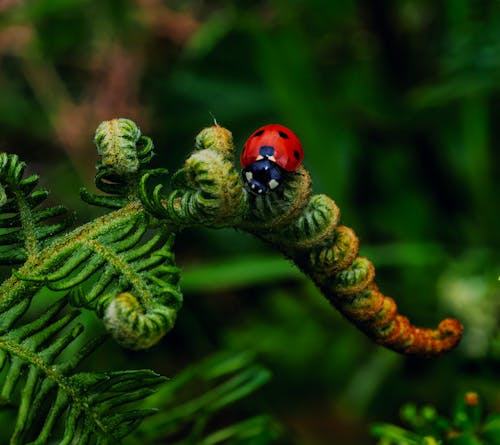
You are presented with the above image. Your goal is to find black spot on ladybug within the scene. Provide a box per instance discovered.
[259,145,275,157]
[293,150,300,160]
[278,131,289,139]
[253,129,264,137]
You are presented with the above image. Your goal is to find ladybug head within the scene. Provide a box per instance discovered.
[242,159,284,195]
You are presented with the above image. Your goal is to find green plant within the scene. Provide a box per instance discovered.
[0,118,464,443]
[372,392,500,445]
[138,119,463,356]
[130,350,280,445]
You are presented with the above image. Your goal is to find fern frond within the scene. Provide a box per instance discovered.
[139,126,247,227]
[42,215,182,314]
[0,153,73,264]
[137,123,464,357]
[132,351,278,445]
[1,185,180,349]
[81,118,155,209]
[0,297,165,444]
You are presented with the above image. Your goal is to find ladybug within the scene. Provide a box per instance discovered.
[240,124,304,195]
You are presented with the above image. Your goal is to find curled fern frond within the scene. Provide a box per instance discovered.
[254,174,462,356]
[81,118,155,209]
[138,123,463,357]
[285,192,463,356]
[0,153,73,264]
[0,296,165,444]
[166,148,246,226]
[94,118,148,175]
[103,292,178,350]
[140,126,247,227]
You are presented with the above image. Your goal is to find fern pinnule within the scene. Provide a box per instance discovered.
[66,219,181,311]
[0,153,73,264]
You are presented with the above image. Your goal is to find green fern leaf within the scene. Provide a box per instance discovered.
[0,153,73,264]
[5,195,181,349]
[0,296,166,445]
[132,351,278,444]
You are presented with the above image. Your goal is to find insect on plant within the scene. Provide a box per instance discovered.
[0,118,464,444]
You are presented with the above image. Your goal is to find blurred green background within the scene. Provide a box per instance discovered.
[0,1,498,444]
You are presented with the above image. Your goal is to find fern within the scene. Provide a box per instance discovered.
[0,119,180,443]
[139,123,464,356]
[0,296,165,444]
[13,211,182,349]
[0,153,73,265]
[1,120,182,350]
[0,117,466,443]
[130,351,280,445]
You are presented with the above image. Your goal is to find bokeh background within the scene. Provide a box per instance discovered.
[0,1,499,444]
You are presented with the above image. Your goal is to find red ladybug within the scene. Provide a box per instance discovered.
[240,124,304,195]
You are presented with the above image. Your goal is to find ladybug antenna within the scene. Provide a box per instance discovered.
[208,111,219,126]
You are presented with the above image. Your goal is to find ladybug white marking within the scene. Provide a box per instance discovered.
[268,179,279,189]
[245,171,253,181]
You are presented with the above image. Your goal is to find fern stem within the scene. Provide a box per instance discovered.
[14,189,39,257]
[0,337,75,398]
[84,235,156,309]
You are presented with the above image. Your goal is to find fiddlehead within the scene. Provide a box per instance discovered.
[94,117,143,175]
[249,164,462,356]
[103,292,178,350]
[81,118,155,209]
[139,122,462,357]
[140,125,247,227]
